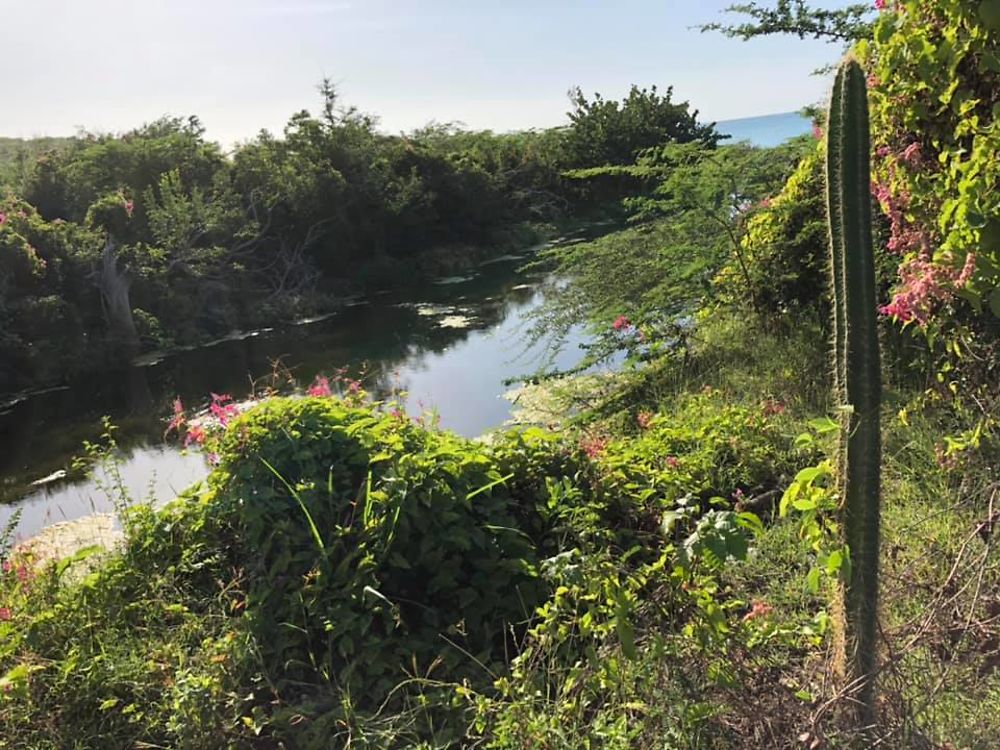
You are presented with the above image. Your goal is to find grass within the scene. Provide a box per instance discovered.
[0,310,998,748]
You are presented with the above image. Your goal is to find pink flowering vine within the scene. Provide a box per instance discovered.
[307,375,333,397]
[871,134,980,327]
[184,425,207,447]
[612,315,631,332]
[209,393,238,426]
[873,141,926,254]
[879,253,976,325]
[900,142,922,166]
[580,435,609,459]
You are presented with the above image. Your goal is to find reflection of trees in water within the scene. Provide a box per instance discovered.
[0,261,553,506]
[0,372,165,505]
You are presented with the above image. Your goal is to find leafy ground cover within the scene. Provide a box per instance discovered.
[2,305,996,748]
[5,3,1000,747]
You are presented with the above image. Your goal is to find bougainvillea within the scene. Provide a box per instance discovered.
[859,1,1000,334]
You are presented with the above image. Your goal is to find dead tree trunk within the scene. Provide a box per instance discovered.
[98,236,139,354]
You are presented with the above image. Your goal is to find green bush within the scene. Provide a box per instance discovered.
[860,1,1000,348]
[0,391,818,747]
[596,391,805,512]
[210,398,550,709]
[715,144,827,317]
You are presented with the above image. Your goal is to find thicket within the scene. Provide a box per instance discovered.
[0,388,808,748]
[6,1,1000,747]
[0,83,712,394]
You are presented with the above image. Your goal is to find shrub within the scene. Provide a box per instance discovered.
[595,391,805,513]
[861,1,1000,349]
[715,143,828,318]
[209,398,550,710]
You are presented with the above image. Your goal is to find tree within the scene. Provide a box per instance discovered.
[534,139,808,364]
[562,85,720,168]
[699,1,874,43]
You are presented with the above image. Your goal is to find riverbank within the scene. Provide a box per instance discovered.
[0,225,620,542]
[0,309,821,745]
[2,296,998,748]
[0,220,558,399]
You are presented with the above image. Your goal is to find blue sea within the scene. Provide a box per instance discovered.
[713,111,812,148]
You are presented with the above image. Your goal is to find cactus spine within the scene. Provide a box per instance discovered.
[826,58,882,723]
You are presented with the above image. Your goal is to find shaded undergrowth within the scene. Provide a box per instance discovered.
[1,313,998,748]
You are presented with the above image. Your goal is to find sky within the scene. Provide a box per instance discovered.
[3,0,857,146]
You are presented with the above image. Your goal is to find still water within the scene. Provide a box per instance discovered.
[0,237,596,540]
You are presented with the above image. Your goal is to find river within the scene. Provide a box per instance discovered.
[0,233,599,541]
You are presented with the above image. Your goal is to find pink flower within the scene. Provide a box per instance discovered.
[184,425,206,447]
[874,0,887,9]
[872,175,932,256]
[880,254,977,326]
[0,213,6,226]
[812,123,824,141]
[123,199,134,218]
[956,252,976,288]
[1,561,10,574]
[900,142,922,166]
[743,600,773,622]
[209,393,238,426]
[636,411,653,430]
[612,315,631,332]
[664,456,680,469]
[166,398,186,435]
[0,608,11,622]
[759,198,772,209]
[867,73,880,89]
[307,375,332,397]
[580,435,609,459]
[346,379,362,395]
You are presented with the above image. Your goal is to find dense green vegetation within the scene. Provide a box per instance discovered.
[4,1,1000,748]
[0,84,712,394]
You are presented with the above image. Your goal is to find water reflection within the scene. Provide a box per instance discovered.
[0,244,595,540]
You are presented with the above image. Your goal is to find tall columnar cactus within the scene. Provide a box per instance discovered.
[826,58,882,723]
